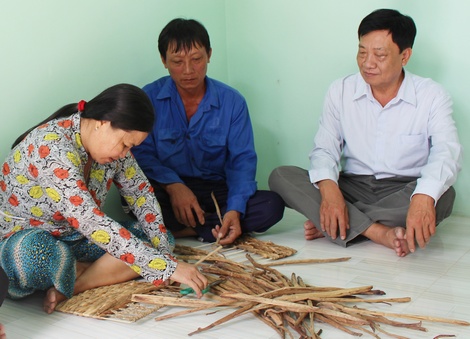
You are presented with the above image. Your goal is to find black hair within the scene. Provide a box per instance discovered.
[158,18,211,60]
[358,9,417,52]
[12,83,154,148]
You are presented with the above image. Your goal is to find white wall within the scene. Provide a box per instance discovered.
[225,0,470,216]
[0,0,227,218]
[1,0,468,216]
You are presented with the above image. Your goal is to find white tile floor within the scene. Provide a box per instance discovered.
[1,208,469,338]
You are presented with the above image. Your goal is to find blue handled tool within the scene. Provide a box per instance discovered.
[180,279,223,295]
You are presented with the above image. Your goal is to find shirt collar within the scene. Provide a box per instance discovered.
[353,69,417,107]
[70,112,90,164]
[157,76,220,111]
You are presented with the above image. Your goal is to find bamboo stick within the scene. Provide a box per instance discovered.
[194,245,223,266]
[374,324,410,339]
[314,313,364,337]
[275,285,377,302]
[321,302,470,326]
[253,311,287,338]
[131,295,221,308]
[298,275,316,337]
[211,191,223,245]
[267,257,351,266]
[153,300,247,322]
[221,292,318,313]
[317,296,410,303]
[188,302,256,336]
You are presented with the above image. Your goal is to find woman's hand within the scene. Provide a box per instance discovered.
[169,261,208,298]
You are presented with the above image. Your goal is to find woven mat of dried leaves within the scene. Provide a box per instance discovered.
[55,280,176,322]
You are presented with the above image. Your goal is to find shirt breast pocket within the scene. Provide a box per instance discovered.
[157,129,185,163]
[199,133,227,170]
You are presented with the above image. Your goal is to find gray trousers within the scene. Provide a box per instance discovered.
[268,166,456,247]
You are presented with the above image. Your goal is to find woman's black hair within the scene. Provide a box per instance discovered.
[12,83,154,148]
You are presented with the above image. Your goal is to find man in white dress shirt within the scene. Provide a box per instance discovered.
[269,9,462,257]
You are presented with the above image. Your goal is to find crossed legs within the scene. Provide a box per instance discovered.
[269,166,455,257]
[44,253,139,313]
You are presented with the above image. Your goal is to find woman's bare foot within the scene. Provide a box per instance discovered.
[42,262,89,314]
[76,261,91,278]
[363,223,411,257]
[43,287,66,314]
[304,220,325,240]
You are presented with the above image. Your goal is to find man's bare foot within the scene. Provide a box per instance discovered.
[363,223,411,257]
[304,220,325,240]
[387,227,410,257]
[0,323,6,339]
[43,287,66,314]
[172,227,198,238]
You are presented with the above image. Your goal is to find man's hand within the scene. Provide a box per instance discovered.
[211,210,242,245]
[317,179,349,240]
[405,194,436,252]
[164,183,205,227]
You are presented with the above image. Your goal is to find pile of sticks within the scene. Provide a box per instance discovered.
[232,234,298,259]
[132,250,469,338]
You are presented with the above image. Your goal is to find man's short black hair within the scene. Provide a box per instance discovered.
[158,18,211,60]
[358,9,417,52]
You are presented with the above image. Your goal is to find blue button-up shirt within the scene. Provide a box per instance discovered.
[132,76,257,214]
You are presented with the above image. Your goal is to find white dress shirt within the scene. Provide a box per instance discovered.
[309,70,462,202]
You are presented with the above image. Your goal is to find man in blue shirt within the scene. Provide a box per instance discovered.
[269,9,461,257]
[130,18,284,245]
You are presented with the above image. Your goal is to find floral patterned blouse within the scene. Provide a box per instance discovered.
[0,113,177,286]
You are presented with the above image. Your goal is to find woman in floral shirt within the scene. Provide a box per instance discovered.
[0,83,207,313]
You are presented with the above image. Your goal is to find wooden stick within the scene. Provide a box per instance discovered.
[314,313,363,337]
[322,302,470,326]
[253,311,287,338]
[374,324,410,339]
[276,286,376,301]
[295,296,411,304]
[131,294,218,308]
[188,302,256,336]
[211,191,223,245]
[221,292,318,313]
[267,257,351,266]
[235,300,369,325]
[194,245,223,266]
[211,191,223,225]
[154,300,246,321]
[297,275,315,337]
